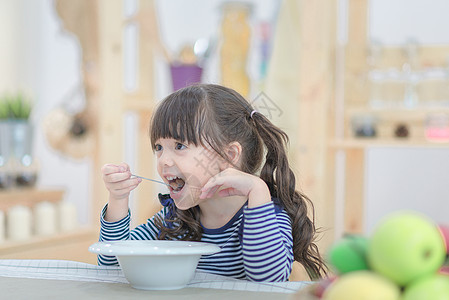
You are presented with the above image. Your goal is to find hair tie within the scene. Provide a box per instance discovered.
[250,110,257,119]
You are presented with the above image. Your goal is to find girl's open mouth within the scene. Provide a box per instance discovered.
[167,176,186,194]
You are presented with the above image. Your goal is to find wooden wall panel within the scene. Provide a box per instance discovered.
[92,0,124,228]
[295,0,337,253]
[264,0,338,280]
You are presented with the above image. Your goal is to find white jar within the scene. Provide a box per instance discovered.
[58,201,78,232]
[7,205,32,241]
[34,201,57,236]
[0,210,5,242]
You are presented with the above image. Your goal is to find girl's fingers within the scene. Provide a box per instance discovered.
[101,162,140,201]
[103,171,131,183]
[200,174,224,198]
[102,163,127,175]
[110,182,140,198]
[102,163,136,184]
[218,188,237,198]
[200,183,223,199]
[110,179,141,191]
[199,168,257,199]
[118,162,130,172]
[201,170,227,192]
[106,177,141,191]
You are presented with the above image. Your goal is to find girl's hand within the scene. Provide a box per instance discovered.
[199,168,271,208]
[102,163,141,222]
[102,163,142,201]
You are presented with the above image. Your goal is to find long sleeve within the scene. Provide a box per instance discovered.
[97,204,166,266]
[242,202,294,282]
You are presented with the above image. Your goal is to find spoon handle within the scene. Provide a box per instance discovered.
[131,174,169,186]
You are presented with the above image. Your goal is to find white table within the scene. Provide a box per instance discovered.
[0,259,310,299]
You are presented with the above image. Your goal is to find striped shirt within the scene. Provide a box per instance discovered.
[98,195,294,282]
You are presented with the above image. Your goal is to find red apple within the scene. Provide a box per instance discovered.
[438,224,449,254]
[311,276,337,298]
[440,266,449,275]
[367,211,446,286]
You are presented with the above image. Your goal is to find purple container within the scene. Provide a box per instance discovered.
[170,64,203,91]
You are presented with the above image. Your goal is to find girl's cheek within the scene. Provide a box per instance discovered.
[156,161,163,174]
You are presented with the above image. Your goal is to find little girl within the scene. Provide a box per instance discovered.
[99,84,327,281]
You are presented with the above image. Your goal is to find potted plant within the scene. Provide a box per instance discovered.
[0,97,13,188]
[1,93,37,188]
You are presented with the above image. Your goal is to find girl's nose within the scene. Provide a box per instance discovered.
[158,150,174,167]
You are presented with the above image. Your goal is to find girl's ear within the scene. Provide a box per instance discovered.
[226,141,243,167]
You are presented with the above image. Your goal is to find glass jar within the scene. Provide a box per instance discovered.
[425,113,449,142]
[220,2,252,98]
[11,120,38,187]
[0,121,13,189]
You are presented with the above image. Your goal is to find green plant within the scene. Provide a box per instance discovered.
[0,98,9,119]
[0,93,32,120]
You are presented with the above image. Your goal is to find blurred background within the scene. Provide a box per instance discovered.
[0,0,448,279]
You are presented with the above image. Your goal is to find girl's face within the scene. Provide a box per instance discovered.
[154,138,227,210]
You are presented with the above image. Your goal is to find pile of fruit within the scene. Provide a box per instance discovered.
[314,211,449,300]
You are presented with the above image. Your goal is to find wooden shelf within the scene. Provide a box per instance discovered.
[0,189,65,211]
[346,106,449,117]
[0,227,98,264]
[0,227,96,253]
[0,188,98,263]
[329,138,449,149]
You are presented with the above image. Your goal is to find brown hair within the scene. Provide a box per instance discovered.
[150,84,327,279]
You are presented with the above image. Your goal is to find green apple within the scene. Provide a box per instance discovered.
[328,234,369,274]
[367,211,446,286]
[402,274,449,300]
[322,270,400,300]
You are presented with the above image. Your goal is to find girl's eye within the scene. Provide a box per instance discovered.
[175,142,186,150]
[154,144,162,151]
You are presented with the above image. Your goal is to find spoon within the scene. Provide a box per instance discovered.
[131,174,170,187]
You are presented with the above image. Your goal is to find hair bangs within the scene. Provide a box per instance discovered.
[150,87,207,148]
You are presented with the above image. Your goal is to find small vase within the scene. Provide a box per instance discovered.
[169,64,203,91]
[0,121,13,189]
[11,120,38,187]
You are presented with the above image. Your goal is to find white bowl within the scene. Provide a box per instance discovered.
[89,240,220,290]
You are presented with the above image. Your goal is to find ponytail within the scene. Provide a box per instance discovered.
[251,112,328,279]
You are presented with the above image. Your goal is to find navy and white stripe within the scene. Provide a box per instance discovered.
[98,200,294,282]
[242,204,293,281]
